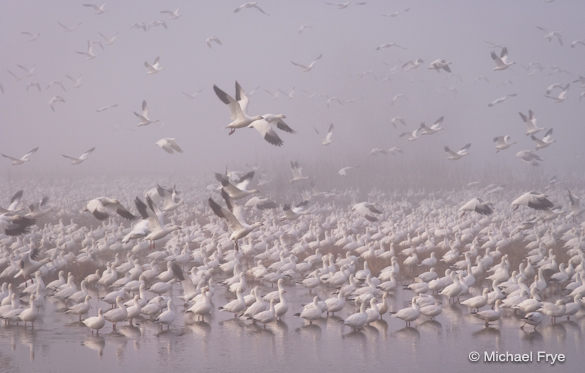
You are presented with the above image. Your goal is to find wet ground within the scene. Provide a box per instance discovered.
[0,281,583,373]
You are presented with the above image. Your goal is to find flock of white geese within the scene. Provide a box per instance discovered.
[0,171,584,342]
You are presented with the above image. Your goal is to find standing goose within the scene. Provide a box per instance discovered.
[83,308,105,335]
[104,296,128,331]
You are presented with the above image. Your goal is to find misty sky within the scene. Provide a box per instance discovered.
[1,0,584,184]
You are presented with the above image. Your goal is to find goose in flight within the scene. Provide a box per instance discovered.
[0,214,34,236]
[369,148,388,156]
[490,47,515,70]
[338,166,356,176]
[518,110,543,135]
[182,89,203,100]
[257,113,295,143]
[21,31,40,42]
[400,128,420,141]
[15,247,50,282]
[2,147,39,166]
[322,123,334,145]
[545,83,569,103]
[571,40,585,48]
[388,146,403,155]
[248,118,290,146]
[536,26,563,46]
[84,197,137,221]
[213,82,263,134]
[215,173,259,200]
[516,150,543,166]
[459,198,493,216]
[390,116,407,128]
[511,191,554,211]
[160,8,181,20]
[281,201,310,220]
[531,129,555,150]
[444,143,471,160]
[298,24,312,34]
[144,57,163,74]
[376,42,406,51]
[96,103,118,112]
[402,58,424,71]
[493,136,515,152]
[156,138,183,154]
[134,100,160,126]
[289,161,310,183]
[418,116,444,135]
[0,190,24,214]
[58,21,83,32]
[83,3,106,15]
[290,54,322,72]
[49,96,66,111]
[66,74,83,88]
[76,40,97,59]
[208,192,262,250]
[62,147,95,165]
[205,36,222,48]
[145,184,182,212]
[98,32,118,46]
[140,197,181,249]
[234,2,269,15]
[223,170,256,191]
[352,202,383,222]
[428,59,452,73]
[488,93,517,107]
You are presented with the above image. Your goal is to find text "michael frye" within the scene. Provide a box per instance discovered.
[481,351,565,365]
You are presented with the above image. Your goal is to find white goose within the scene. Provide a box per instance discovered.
[83,308,105,334]
[490,47,515,70]
[290,54,322,72]
[289,161,310,183]
[104,296,128,331]
[444,143,471,160]
[531,129,555,150]
[322,123,334,145]
[1,147,39,166]
[511,191,553,211]
[144,56,163,74]
[213,82,263,134]
[134,100,160,127]
[392,298,420,327]
[155,138,183,154]
[493,136,515,152]
[208,193,261,251]
[518,110,543,136]
[343,301,368,331]
[62,147,95,165]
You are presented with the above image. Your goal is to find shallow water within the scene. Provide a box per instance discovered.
[1,282,583,373]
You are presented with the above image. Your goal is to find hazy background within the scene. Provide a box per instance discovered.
[1,0,584,187]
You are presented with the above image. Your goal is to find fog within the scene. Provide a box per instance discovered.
[1,0,584,186]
